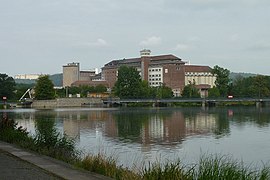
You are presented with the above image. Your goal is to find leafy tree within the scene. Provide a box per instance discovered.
[231,75,245,97]
[208,87,220,98]
[113,66,174,99]
[114,66,142,98]
[253,75,270,98]
[54,88,66,98]
[0,73,16,100]
[78,85,98,97]
[212,65,230,97]
[139,80,152,98]
[35,75,55,100]
[231,75,270,98]
[156,85,174,98]
[181,82,200,98]
[95,84,107,93]
[67,86,81,96]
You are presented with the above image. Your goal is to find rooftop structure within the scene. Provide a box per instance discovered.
[63,62,99,87]
[63,62,80,87]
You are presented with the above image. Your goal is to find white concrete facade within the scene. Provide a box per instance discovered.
[148,67,163,87]
[14,74,41,80]
[185,72,216,87]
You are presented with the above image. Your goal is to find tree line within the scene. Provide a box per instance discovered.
[1,65,270,101]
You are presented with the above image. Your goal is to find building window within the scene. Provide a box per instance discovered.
[165,69,168,73]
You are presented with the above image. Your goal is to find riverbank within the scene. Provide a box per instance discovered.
[0,141,111,180]
[1,140,270,180]
[1,116,269,180]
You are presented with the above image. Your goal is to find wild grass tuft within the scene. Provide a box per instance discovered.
[76,153,140,179]
[142,161,193,180]
[195,154,270,180]
[0,114,79,163]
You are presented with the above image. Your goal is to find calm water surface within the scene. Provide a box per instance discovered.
[2,106,270,168]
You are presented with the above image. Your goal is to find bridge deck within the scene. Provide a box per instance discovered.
[103,98,270,104]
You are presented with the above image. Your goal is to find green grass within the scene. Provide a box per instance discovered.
[142,161,193,180]
[173,102,202,107]
[218,101,256,106]
[75,154,140,179]
[195,154,270,180]
[0,116,80,163]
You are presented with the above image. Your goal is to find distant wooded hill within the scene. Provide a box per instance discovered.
[229,72,258,80]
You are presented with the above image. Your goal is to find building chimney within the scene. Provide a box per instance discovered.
[140,49,151,81]
[140,49,151,57]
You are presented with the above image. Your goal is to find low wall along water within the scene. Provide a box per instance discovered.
[32,98,103,108]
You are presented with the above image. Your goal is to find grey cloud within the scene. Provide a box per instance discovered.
[246,42,270,52]
[1,0,270,76]
[76,38,109,48]
[140,36,162,47]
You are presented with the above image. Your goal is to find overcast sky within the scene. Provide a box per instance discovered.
[1,0,270,76]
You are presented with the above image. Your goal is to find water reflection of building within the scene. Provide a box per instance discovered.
[60,112,81,139]
[63,119,80,139]
[185,113,217,135]
[116,111,218,151]
[60,110,117,140]
[57,109,218,151]
[141,112,186,149]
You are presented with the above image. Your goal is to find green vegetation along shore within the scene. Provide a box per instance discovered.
[1,112,270,179]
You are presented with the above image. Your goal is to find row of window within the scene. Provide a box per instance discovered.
[186,72,212,76]
[185,73,213,77]
[149,74,161,77]
[149,68,162,72]
[149,82,162,85]
[149,78,161,81]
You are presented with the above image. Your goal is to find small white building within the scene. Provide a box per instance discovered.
[14,74,41,80]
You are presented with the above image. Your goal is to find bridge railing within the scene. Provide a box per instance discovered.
[103,97,270,104]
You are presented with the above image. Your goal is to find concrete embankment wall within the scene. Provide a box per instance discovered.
[32,98,103,108]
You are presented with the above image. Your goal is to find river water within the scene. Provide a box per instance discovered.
[2,106,270,169]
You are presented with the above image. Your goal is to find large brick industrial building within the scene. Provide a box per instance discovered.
[63,50,216,97]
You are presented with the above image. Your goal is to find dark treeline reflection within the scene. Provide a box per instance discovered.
[113,108,173,142]
[34,111,58,148]
[226,107,270,127]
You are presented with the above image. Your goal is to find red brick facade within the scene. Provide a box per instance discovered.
[102,53,186,96]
